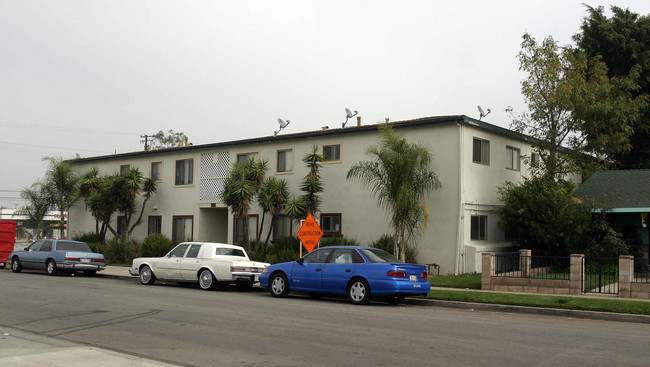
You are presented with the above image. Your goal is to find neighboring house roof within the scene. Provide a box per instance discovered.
[573,170,650,212]
[72,115,532,163]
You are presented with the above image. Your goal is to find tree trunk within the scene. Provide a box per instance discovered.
[264,216,276,246]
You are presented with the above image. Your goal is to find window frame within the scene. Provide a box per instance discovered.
[174,158,195,186]
[322,143,342,163]
[506,146,520,171]
[276,148,294,174]
[531,152,541,166]
[150,161,163,182]
[472,138,490,165]
[119,164,131,175]
[320,213,342,236]
[172,215,194,244]
[470,215,488,241]
[148,216,162,235]
[273,215,293,241]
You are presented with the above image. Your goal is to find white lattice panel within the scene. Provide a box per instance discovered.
[200,152,230,201]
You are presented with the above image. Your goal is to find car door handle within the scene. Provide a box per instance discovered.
[315,268,322,271]
[345,269,351,272]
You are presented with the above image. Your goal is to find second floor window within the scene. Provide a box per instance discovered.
[277,149,293,173]
[175,158,194,185]
[506,146,520,171]
[323,144,341,162]
[120,164,130,175]
[237,152,258,164]
[473,138,490,165]
[151,162,162,181]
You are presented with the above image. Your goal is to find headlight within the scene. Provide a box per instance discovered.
[262,268,269,273]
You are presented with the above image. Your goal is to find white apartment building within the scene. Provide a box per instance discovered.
[69,115,576,274]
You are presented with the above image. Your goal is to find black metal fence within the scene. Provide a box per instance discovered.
[633,259,650,283]
[583,257,619,294]
[494,253,570,280]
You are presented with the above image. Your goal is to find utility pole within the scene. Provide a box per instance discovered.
[140,134,155,151]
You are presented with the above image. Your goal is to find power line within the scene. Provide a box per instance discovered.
[0,120,134,136]
[0,141,108,153]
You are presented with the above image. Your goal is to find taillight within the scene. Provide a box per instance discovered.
[387,270,406,277]
[66,257,80,261]
[420,272,428,278]
[93,259,105,263]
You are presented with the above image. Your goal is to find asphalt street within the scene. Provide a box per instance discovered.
[1,269,649,367]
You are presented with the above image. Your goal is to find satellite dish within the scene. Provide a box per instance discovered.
[477,105,491,121]
[342,108,359,128]
[275,118,291,136]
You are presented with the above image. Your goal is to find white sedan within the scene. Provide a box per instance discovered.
[129,242,269,290]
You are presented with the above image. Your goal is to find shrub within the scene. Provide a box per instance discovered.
[140,233,174,257]
[101,237,136,265]
[371,234,418,264]
[247,240,267,262]
[72,232,104,244]
[265,236,301,264]
[320,236,359,246]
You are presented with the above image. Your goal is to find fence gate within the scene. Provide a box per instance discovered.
[582,257,619,294]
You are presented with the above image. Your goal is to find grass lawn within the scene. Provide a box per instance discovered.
[425,274,650,315]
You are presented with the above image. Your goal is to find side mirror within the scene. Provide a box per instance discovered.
[24,247,29,251]
[296,258,304,265]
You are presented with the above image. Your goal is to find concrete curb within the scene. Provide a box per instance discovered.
[402,297,650,324]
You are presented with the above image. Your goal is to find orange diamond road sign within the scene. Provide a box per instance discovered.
[297,213,323,253]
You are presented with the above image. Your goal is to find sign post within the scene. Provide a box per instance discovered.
[296,213,323,257]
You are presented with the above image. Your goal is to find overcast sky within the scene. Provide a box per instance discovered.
[1,0,649,208]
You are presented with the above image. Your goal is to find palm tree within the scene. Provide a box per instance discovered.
[301,146,325,215]
[347,124,441,261]
[14,182,51,238]
[221,157,268,248]
[43,157,80,239]
[79,168,101,233]
[257,177,289,246]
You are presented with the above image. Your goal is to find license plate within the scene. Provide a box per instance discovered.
[80,258,91,263]
[409,275,417,282]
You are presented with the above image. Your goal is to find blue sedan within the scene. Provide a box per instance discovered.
[9,239,106,276]
[259,246,431,305]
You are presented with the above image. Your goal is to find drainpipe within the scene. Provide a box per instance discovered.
[455,121,464,275]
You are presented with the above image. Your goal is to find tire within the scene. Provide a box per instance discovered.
[269,273,289,298]
[11,257,22,273]
[385,295,404,305]
[198,269,217,290]
[347,278,371,305]
[46,260,58,276]
[84,270,97,277]
[139,265,156,285]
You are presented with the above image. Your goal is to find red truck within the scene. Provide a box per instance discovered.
[0,220,17,269]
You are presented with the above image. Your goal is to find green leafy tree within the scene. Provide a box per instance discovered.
[221,157,268,248]
[347,124,441,261]
[43,157,80,239]
[79,168,101,234]
[498,177,590,256]
[257,177,289,246]
[14,181,51,238]
[575,5,650,168]
[509,33,645,178]
[150,129,188,149]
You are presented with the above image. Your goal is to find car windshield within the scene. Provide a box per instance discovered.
[216,248,246,257]
[360,248,403,263]
[56,241,92,252]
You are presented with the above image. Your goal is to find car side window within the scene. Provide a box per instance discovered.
[329,249,353,264]
[28,240,44,252]
[40,240,53,252]
[302,248,333,264]
[168,244,189,258]
[186,245,201,258]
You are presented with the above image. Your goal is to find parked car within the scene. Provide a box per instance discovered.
[259,246,431,305]
[9,239,106,276]
[129,242,270,290]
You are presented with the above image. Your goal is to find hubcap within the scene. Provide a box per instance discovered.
[200,270,213,289]
[141,267,151,283]
[47,262,54,273]
[350,282,365,301]
[12,260,17,270]
[271,276,284,295]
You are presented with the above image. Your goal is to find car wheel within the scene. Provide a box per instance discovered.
[84,270,97,277]
[385,295,404,305]
[270,273,289,298]
[139,265,156,285]
[198,269,217,290]
[46,260,58,276]
[236,282,253,291]
[11,257,22,273]
[347,278,371,305]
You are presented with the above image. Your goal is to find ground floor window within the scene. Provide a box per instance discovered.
[321,213,341,236]
[148,216,162,235]
[172,216,193,244]
[234,215,258,244]
[273,215,292,240]
[470,215,487,241]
